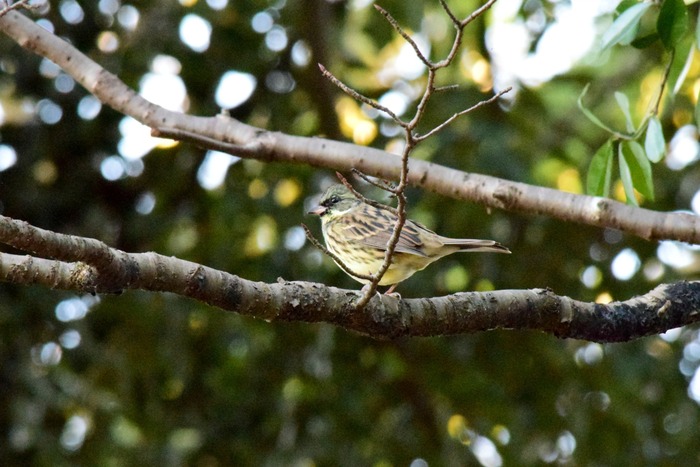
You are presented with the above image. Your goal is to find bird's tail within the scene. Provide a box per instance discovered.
[443,238,511,254]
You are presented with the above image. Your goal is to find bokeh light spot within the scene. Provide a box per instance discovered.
[37,99,63,124]
[215,71,257,109]
[251,11,274,33]
[245,216,278,256]
[265,25,288,52]
[97,31,120,53]
[135,191,156,215]
[117,5,140,30]
[100,156,125,181]
[77,95,102,120]
[179,14,212,52]
[197,150,240,190]
[291,40,311,67]
[274,178,302,207]
[611,248,640,281]
[0,144,17,172]
[59,0,85,24]
[284,226,306,251]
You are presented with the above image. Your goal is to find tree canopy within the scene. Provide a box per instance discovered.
[1,0,700,464]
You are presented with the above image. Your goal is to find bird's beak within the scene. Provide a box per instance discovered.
[308,205,326,216]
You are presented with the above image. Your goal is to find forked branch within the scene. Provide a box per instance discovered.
[316,0,506,307]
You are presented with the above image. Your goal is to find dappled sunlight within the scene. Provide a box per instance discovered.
[611,248,641,281]
[197,150,240,190]
[487,0,619,90]
[667,125,700,170]
[179,14,212,53]
[244,215,278,256]
[215,71,257,109]
[0,144,17,171]
[3,0,700,464]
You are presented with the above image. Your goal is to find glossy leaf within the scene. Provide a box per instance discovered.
[618,143,638,206]
[620,141,655,203]
[614,91,636,133]
[671,39,695,95]
[587,139,614,197]
[601,2,653,50]
[658,0,689,50]
[644,117,665,163]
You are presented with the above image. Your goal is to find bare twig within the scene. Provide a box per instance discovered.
[415,86,512,142]
[374,4,433,68]
[319,0,503,308]
[318,63,405,125]
[335,172,399,215]
[460,0,499,28]
[351,168,396,192]
[653,49,673,116]
[0,0,32,17]
[434,84,460,93]
[301,223,374,283]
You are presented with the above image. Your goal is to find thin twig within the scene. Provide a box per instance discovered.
[408,68,437,130]
[351,168,396,192]
[0,0,32,17]
[336,171,399,215]
[302,223,375,282]
[318,63,405,126]
[320,0,504,308]
[435,84,460,93]
[438,0,460,27]
[653,49,674,116]
[415,86,512,142]
[433,27,464,69]
[374,4,433,69]
[460,0,499,28]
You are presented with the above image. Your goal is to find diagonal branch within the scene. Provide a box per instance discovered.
[318,63,405,125]
[0,9,699,245]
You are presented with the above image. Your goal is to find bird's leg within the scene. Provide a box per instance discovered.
[385,283,398,294]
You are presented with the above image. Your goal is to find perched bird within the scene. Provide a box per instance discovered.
[308,184,510,293]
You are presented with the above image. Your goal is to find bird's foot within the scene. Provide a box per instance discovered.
[383,284,401,299]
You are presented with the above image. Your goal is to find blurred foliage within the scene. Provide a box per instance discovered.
[1,0,700,465]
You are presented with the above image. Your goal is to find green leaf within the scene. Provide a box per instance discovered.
[618,143,638,206]
[587,140,614,197]
[601,3,653,50]
[658,0,689,50]
[621,141,655,202]
[696,7,700,48]
[644,117,665,163]
[578,84,618,134]
[614,91,636,133]
[670,39,696,95]
[631,32,660,49]
[695,87,700,125]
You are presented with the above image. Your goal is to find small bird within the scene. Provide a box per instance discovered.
[308,184,510,293]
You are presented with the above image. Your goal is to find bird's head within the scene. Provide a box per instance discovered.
[308,184,360,219]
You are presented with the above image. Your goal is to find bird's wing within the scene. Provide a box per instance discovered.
[342,206,430,257]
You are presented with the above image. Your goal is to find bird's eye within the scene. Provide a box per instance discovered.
[328,195,340,205]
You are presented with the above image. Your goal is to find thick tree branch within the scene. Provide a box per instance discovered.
[1,214,699,342]
[0,10,698,244]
